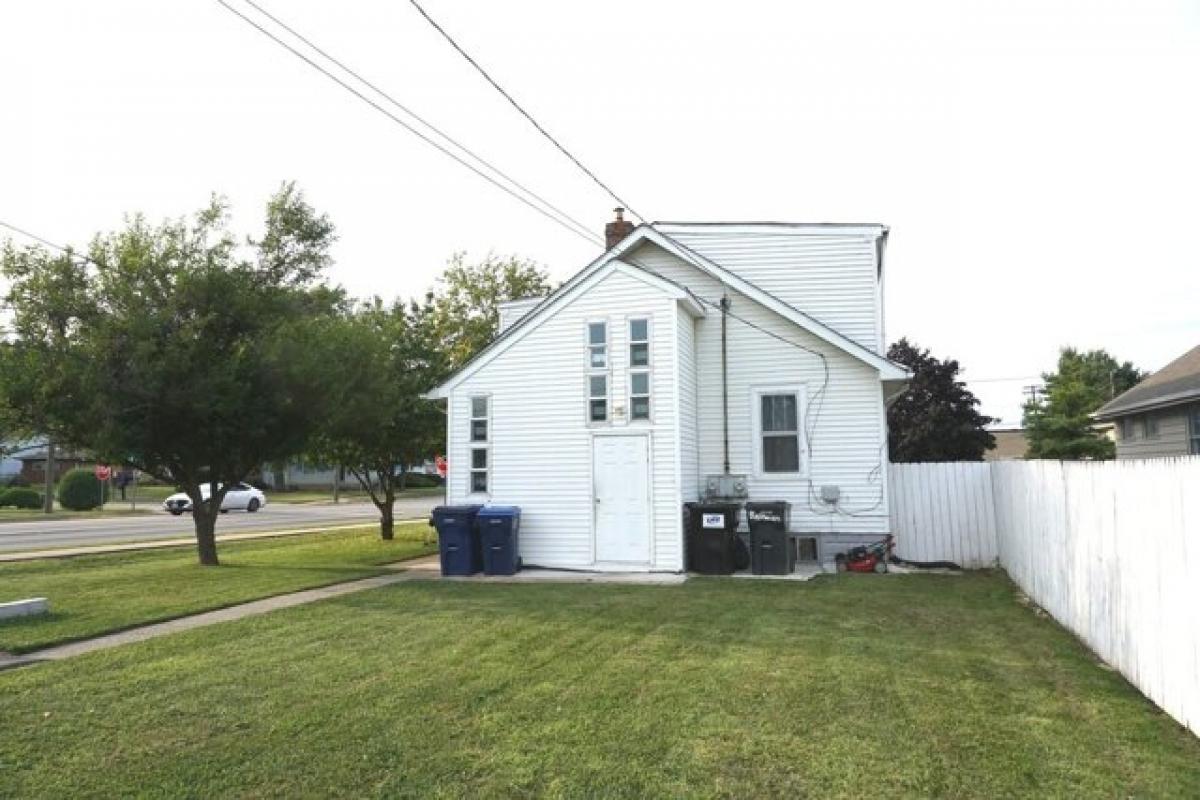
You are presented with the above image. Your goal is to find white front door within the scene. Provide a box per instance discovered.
[592,434,652,565]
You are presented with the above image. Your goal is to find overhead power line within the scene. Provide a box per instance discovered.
[0,220,97,266]
[405,0,645,223]
[238,0,600,247]
[214,0,604,248]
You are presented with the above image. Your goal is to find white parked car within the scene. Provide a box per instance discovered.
[162,483,266,515]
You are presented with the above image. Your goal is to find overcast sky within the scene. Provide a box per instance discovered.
[3,0,1197,425]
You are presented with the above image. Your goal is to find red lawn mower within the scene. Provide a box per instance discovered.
[834,534,894,574]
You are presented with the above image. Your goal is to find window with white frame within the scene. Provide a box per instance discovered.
[586,321,609,423]
[630,371,651,421]
[755,388,804,475]
[588,374,609,423]
[469,396,489,493]
[629,317,650,368]
[587,321,607,369]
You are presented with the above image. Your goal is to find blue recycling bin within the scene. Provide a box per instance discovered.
[476,505,522,576]
[430,504,483,576]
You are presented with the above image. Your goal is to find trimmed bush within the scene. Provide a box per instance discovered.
[57,468,103,511]
[402,472,444,488]
[0,487,44,509]
[6,474,31,487]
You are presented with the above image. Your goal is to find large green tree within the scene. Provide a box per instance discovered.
[430,253,551,370]
[886,339,996,462]
[312,297,445,540]
[1023,347,1144,460]
[0,185,343,564]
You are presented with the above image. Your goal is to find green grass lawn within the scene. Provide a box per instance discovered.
[0,524,435,653]
[1,573,1197,798]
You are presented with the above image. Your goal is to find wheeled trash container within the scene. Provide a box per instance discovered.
[685,502,742,575]
[476,505,522,576]
[746,501,794,575]
[430,504,483,576]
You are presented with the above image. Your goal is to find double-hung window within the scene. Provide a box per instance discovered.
[754,387,805,476]
[586,321,609,422]
[628,318,651,421]
[469,395,489,493]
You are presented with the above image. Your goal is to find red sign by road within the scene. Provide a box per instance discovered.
[94,464,112,481]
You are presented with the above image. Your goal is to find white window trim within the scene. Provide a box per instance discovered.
[629,369,652,423]
[467,394,490,495]
[586,318,609,371]
[586,371,611,426]
[585,319,611,425]
[628,315,651,369]
[751,385,809,480]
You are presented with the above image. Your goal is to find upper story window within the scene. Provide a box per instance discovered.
[1143,414,1159,439]
[630,371,651,421]
[587,321,607,369]
[470,396,488,443]
[1120,418,1135,441]
[1190,405,1200,455]
[629,318,650,367]
[754,387,806,476]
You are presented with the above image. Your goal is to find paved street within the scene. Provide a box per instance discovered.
[0,497,440,553]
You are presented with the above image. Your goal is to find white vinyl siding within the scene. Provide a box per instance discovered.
[447,267,685,571]
[626,242,890,537]
[677,307,700,503]
[656,225,884,352]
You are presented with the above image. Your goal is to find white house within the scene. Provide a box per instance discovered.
[426,216,909,572]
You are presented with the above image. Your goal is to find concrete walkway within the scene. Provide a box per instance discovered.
[0,556,689,671]
[0,519,430,562]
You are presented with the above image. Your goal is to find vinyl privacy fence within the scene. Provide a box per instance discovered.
[889,458,1200,736]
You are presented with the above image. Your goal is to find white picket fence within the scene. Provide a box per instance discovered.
[889,457,1200,736]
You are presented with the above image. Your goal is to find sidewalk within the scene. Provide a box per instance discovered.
[0,556,686,671]
[0,557,438,670]
[0,519,429,562]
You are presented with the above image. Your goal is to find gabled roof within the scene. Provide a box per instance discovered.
[426,224,908,399]
[1094,344,1200,419]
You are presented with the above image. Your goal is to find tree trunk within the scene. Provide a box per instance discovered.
[379,500,395,541]
[193,503,220,566]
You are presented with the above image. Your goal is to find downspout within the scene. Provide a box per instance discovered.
[720,292,731,475]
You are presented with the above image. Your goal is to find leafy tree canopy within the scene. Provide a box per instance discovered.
[311,297,446,540]
[0,183,344,564]
[887,338,996,462]
[430,253,552,370]
[1023,347,1144,460]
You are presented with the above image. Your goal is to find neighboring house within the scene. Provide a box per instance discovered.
[0,442,22,482]
[985,427,1029,461]
[426,216,909,572]
[10,440,88,484]
[1094,344,1200,458]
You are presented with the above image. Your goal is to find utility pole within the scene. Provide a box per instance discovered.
[42,439,55,514]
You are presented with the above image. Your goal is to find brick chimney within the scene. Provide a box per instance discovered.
[604,207,634,250]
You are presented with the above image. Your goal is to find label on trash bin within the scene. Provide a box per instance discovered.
[702,513,725,529]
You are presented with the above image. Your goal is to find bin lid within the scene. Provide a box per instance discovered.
[432,504,484,517]
[476,504,521,517]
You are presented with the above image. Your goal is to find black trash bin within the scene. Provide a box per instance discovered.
[430,504,483,576]
[746,501,794,575]
[685,502,742,574]
[476,505,521,576]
